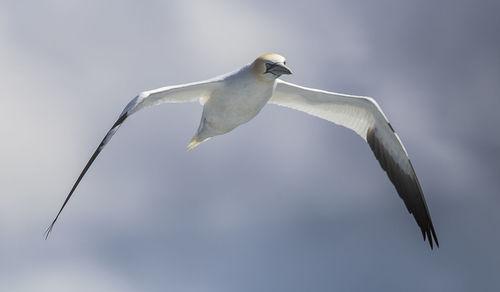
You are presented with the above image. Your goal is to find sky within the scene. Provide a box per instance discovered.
[1,0,500,291]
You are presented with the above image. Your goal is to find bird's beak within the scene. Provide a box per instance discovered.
[265,62,293,76]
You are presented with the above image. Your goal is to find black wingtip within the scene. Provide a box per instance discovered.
[44,112,130,239]
[44,223,54,240]
[429,223,439,249]
[422,223,439,250]
[366,126,439,250]
[433,229,439,248]
[44,216,58,240]
[427,229,434,249]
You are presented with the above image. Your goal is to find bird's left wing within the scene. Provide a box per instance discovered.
[45,79,222,238]
[269,79,438,249]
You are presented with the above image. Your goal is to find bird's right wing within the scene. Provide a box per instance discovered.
[45,79,222,238]
[269,79,438,249]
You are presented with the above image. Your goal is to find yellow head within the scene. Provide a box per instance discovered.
[252,53,292,81]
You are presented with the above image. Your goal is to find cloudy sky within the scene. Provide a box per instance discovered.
[2,0,500,291]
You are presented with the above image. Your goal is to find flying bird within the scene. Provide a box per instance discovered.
[46,53,439,248]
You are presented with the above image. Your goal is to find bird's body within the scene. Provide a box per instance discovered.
[190,54,285,149]
[46,53,439,249]
[190,65,274,148]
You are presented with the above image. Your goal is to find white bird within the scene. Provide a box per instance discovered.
[46,53,439,248]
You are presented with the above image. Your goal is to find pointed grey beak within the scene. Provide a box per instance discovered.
[265,62,293,76]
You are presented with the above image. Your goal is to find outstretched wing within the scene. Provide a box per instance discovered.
[269,79,438,249]
[45,79,222,238]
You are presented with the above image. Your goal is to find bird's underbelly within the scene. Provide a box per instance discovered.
[201,85,273,135]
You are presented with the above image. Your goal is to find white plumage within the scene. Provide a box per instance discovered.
[46,53,438,249]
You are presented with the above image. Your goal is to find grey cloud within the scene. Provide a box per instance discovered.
[2,0,500,291]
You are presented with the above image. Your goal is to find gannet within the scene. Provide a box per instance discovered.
[45,53,439,249]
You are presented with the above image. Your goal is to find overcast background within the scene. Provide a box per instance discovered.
[1,0,500,291]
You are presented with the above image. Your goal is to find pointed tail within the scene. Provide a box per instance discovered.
[187,133,209,151]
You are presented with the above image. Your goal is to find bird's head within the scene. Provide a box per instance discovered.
[252,53,292,81]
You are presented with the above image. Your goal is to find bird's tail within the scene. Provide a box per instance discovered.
[187,133,209,151]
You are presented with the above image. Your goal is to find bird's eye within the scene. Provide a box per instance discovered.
[283,61,286,65]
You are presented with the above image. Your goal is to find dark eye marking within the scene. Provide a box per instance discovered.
[265,63,274,70]
[264,63,279,76]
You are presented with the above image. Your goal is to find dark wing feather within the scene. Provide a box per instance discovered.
[44,113,128,239]
[367,126,438,248]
